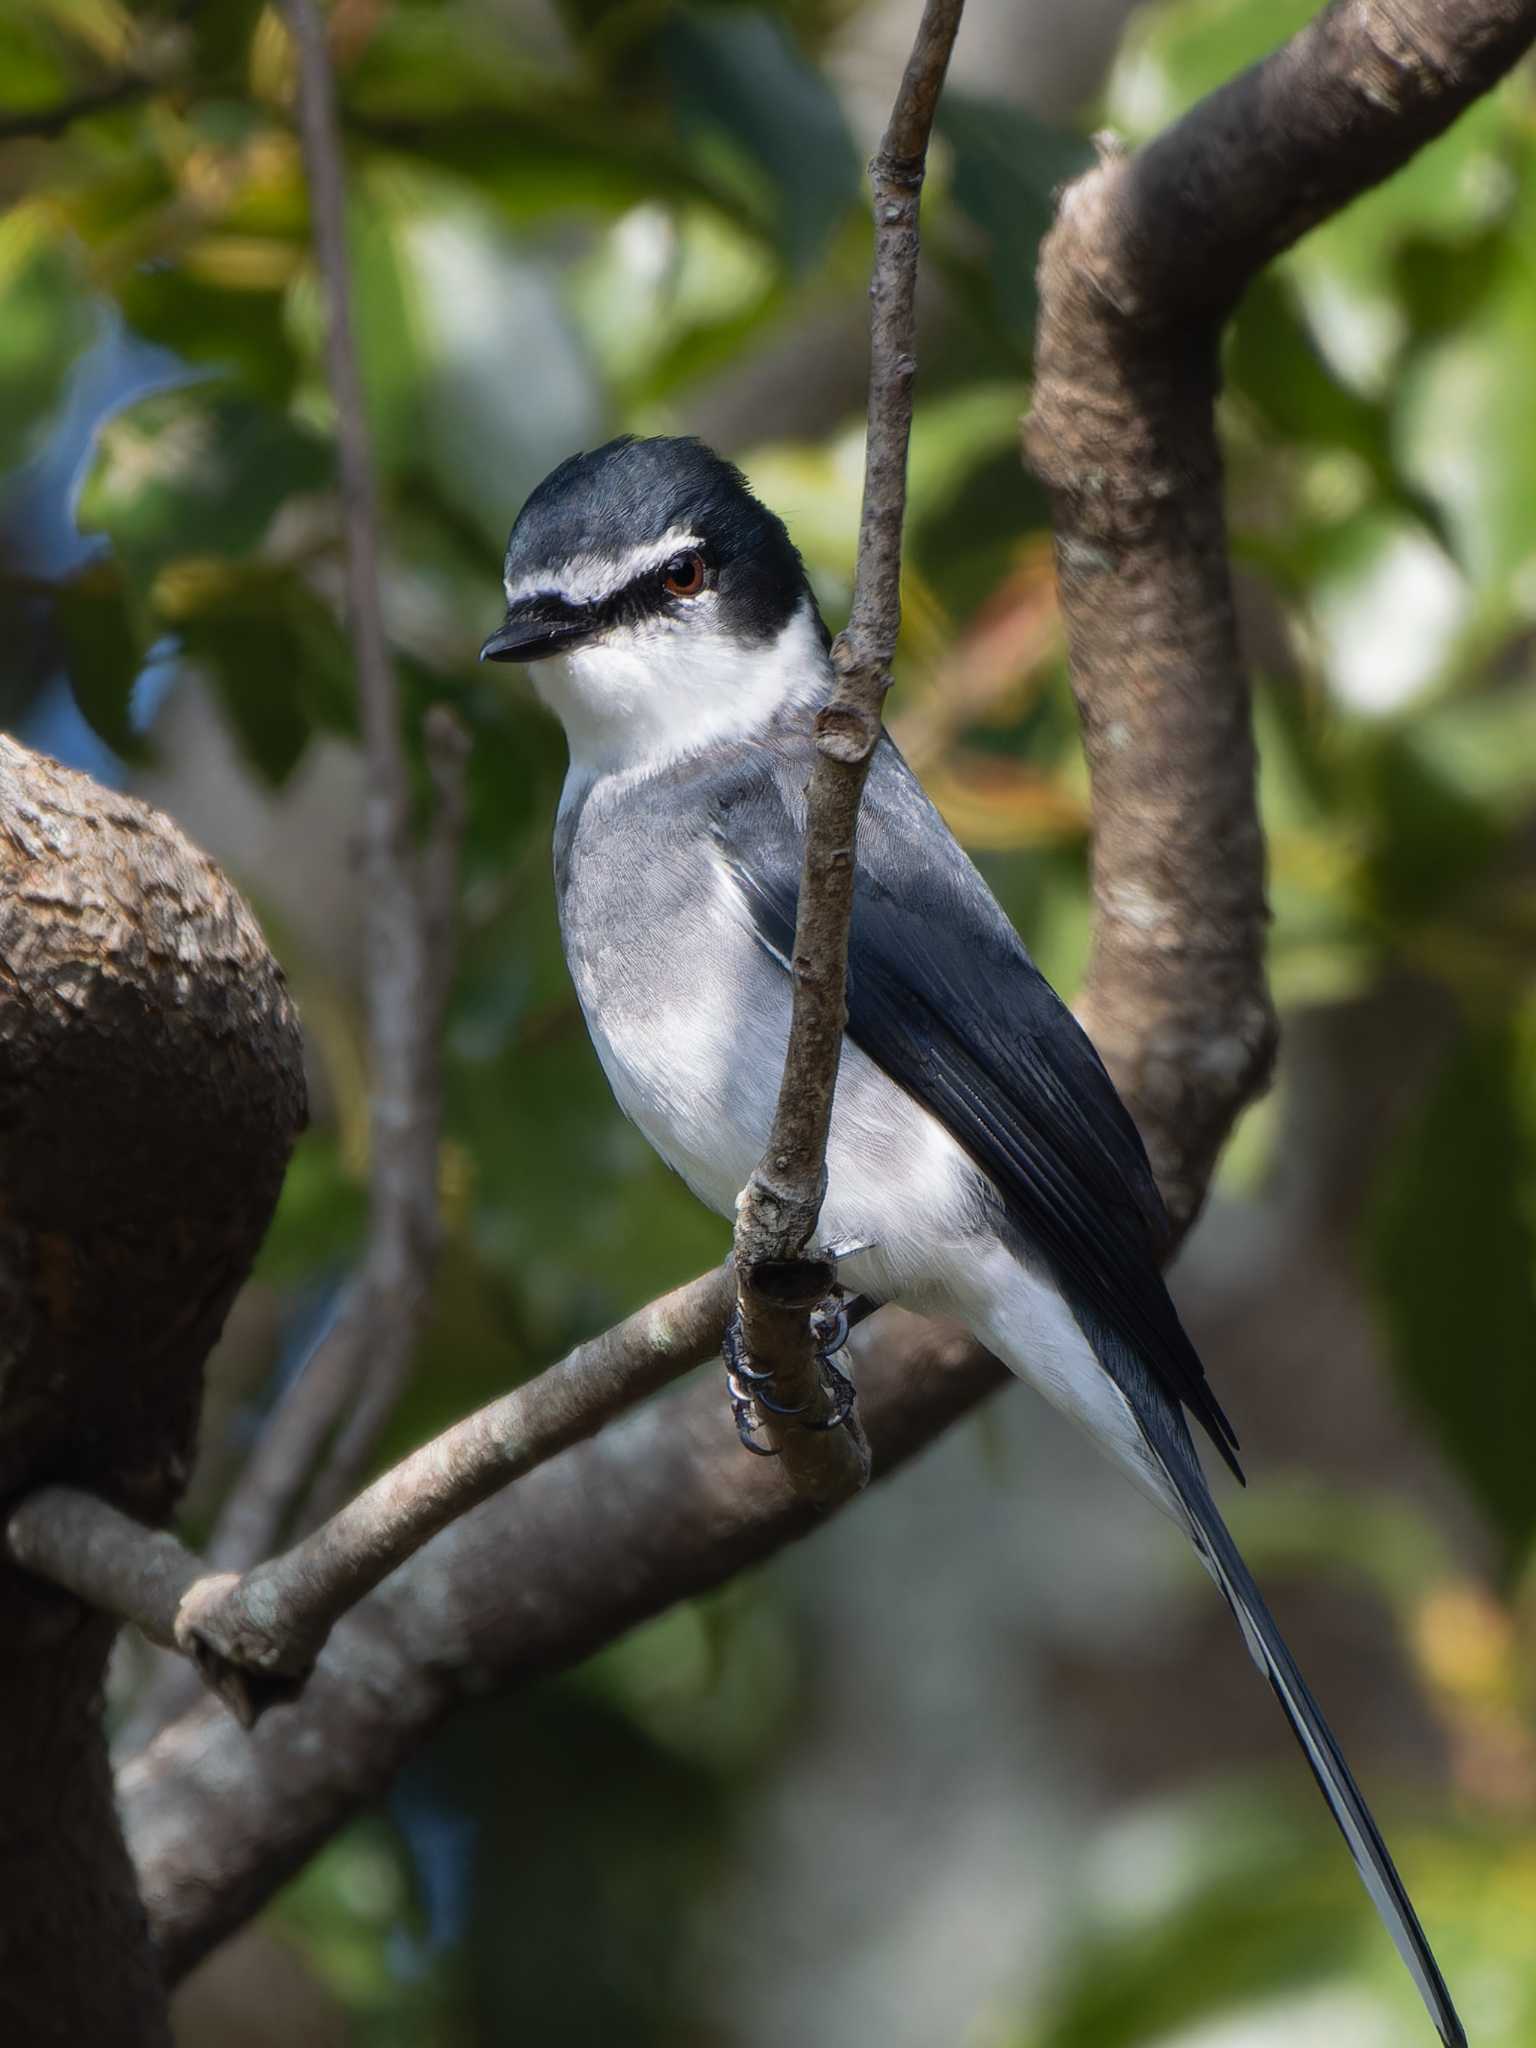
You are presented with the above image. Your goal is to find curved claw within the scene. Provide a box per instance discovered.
[722,1293,860,1446]
[723,1317,786,1387]
[810,1299,850,1360]
[726,1372,782,1456]
[748,1381,814,1418]
[730,1356,781,1386]
[804,1353,858,1432]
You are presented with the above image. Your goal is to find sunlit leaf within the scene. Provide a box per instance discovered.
[171,564,355,784]
[0,229,96,472]
[1398,187,1536,604]
[54,553,149,759]
[1107,0,1317,136]
[398,202,601,539]
[937,93,1089,350]
[77,387,332,570]
[663,5,859,271]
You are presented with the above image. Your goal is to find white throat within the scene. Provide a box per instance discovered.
[531,595,830,789]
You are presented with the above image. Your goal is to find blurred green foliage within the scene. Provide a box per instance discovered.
[6,0,1536,2042]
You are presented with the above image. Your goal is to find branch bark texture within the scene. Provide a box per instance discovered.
[0,738,305,2045]
[123,1309,1004,1981]
[11,1269,736,1725]
[730,0,965,1503]
[1027,0,1536,1231]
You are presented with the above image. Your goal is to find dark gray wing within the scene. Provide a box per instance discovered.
[713,738,1242,1480]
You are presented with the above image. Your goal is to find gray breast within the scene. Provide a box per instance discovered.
[551,739,993,1301]
[554,749,802,1217]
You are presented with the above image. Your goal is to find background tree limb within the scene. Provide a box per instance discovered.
[123,1310,1003,1980]
[1029,0,1536,1232]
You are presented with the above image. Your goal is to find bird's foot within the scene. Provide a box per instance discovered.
[723,1292,860,1454]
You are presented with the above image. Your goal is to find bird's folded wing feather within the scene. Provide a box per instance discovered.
[711,737,1242,1480]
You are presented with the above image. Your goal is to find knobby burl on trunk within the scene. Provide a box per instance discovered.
[0,734,306,2047]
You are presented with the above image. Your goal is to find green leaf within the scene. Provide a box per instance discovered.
[255,1129,369,1286]
[1355,729,1501,928]
[175,567,356,785]
[113,266,300,403]
[1397,187,1536,602]
[1367,1014,1536,1560]
[395,202,602,538]
[0,234,96,472]
[663,6,859,272]
[356,105,724,224]
[77,389,332,573]
[1106,0,1318,136]
[54,556,150,760]
[1229,278,1395,485]
[1014,1792,1434,2046]
[937,94,1090,350]
[180,0,267,85]
[0,11,73,116]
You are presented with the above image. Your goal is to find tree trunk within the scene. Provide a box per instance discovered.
[0,736,306,2044]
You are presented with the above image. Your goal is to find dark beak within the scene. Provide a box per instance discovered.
[479,610,595,664]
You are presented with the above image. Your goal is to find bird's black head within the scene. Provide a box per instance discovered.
[481,435,816,665]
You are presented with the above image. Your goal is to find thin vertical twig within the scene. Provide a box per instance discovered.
[203,1,468,1573]
[730,0,966,1505]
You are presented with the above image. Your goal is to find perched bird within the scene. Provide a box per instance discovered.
[482,433,1464,2047]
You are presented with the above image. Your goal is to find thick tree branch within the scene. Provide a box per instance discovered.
[0,739,305,2045]
[1026,0,1536,1232]
[124,1309,1006,1980]
[108,0,1536,1963]
[730,0,965,1504]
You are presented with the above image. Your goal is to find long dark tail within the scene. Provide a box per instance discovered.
[1147,1430,1465,2047]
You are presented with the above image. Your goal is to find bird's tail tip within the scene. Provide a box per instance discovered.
[1165,1448,1465,2048]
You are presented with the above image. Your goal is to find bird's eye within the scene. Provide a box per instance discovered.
[662,550,707,598]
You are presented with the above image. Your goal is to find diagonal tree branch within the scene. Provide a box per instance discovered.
[108,0,1536,1966]
[123,1308,1006,1981]
[730,0,966,1503]
[8,1269,736,1725]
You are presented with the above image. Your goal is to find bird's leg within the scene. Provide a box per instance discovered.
[723,1320,784,1455]
[722,1288,871,1452]
[803,1296,858,1431]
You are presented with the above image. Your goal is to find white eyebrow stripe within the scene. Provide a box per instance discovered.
[503,530,703,610]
